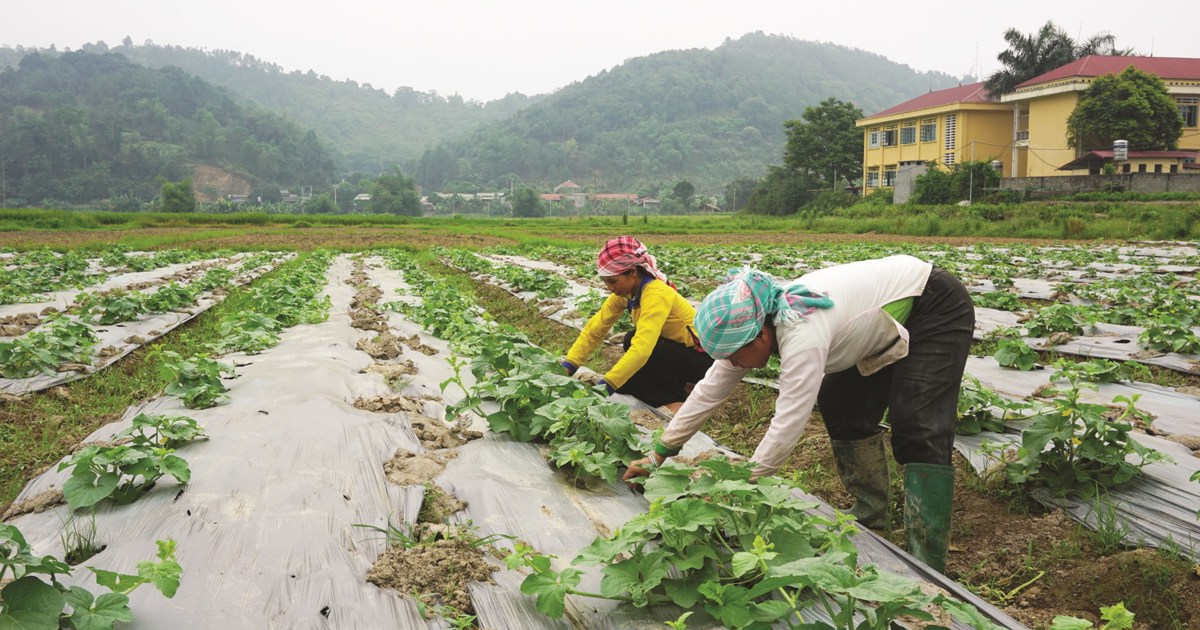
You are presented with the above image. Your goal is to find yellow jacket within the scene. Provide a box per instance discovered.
[566,279,699,388]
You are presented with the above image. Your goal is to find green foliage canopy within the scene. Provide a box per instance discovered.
[782,98,864,188]
[1066,67,1183,150]
[367,167,421,215]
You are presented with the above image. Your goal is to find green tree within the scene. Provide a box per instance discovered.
[1067,67,1183,151]
[671,180,695,211]
[743,166,813,215]
[159,176,195,213]
[910,161,1000,204]
[367,167,421,215]
[510,186,544,217]
[985,22,1129,97]
[304,192,337,214]
[724,176,758,213]
[782,98,864,188]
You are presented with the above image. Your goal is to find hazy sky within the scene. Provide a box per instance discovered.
[4,1,1195,102]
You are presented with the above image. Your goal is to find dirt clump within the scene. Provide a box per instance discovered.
[366,527,496,615]
[124,335,146,345]
[629,409,665,429]
[402,334,438,356]
[350,309,389,332]
[418,485,467,523]
[383,449,456,485]
[1,488,65,520]
[0,313,41,336]
[356,331,403,359]
[411,416,482,450]
[351,286,383,310]
[362,361,418,379]
[355,394,425,414]
[95,346,121,361]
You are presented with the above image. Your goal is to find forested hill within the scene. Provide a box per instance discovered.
[414,32,967,195]
[0,41,544,175]
[0,51,334,206]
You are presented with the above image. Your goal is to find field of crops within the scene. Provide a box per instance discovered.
[2,237,1199,629]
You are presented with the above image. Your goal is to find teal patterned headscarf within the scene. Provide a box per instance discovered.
[693,267,834,359]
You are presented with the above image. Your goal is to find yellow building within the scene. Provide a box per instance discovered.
[1002,56,1200,177]
[855,82,1012,193]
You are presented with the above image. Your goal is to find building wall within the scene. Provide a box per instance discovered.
[859,106,1010,192]
[1001,172,1200,194]
[1022,92,1081,177]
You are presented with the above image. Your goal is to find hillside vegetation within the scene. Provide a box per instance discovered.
[0,41,544,175]
[414,32,966,195]
[0,51,334,206]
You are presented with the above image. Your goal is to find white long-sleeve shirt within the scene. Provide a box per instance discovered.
[659,255,933,478]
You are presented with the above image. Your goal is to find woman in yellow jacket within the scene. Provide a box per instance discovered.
[560,237,714,413]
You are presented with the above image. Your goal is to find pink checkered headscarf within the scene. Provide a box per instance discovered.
[596,237,673,287]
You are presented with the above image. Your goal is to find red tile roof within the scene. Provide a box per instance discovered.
[865,82,996,119]
[1017,56,1200,89]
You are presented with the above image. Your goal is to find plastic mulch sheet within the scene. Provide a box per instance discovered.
[0,254,290,396]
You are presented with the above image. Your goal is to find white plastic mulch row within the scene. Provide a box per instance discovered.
[0,254,293,396]
[3,254,1028,629]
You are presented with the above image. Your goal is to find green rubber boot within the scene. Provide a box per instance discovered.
[830,432,891,530]
[903,463,955,573]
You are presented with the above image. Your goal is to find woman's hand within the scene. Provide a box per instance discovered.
[621,453,664,489]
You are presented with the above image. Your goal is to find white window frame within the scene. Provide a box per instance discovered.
[866,168,880,187]
[943,114,957,151]
[869,129,880,149]
[1178,97,1198,127]
[900,124,916,145]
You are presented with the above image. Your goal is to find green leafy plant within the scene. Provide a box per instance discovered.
[214,311,282,355]
[990,381,1168,493]
[1024,303,1092,337]
[57,443,191,509]
[994,338,1039,371]
[508,457,953,629]
[0,524,180,630]
[1050,359,1150,385]
[115,413,208,450]
[1138,316,1200,355]
[0,316,98,378]
[957,376,1029,435]
[1050,602,1135,629]
[971,291,1023,311]
[156,350,235,409]
[78,289,147,325]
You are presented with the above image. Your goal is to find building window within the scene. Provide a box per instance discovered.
[1178,97,1199,127]
[900,124,916,145]
[920,118,936,142]
[883,167,897,187]
[1171,164,1179,173]
[1155,164,1163,173]
[866,168,880,187]
[881,125,897,147]
[1122,163,1131,173]
[869,129,880,148]
[943,114,957,151]
[1138,164,1147,173]
[944,152,956,166]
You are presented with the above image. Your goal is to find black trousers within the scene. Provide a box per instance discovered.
[817,267,975,465]
[617,330,715,408]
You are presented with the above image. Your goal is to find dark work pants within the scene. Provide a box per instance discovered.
[817,268,975,465]
[617,330,715,408]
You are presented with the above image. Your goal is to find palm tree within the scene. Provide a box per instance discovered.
[984,22,1130,98]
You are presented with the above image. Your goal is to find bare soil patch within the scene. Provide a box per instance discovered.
[356,331,403,359]
[366,531,496,616]
[417,484,467,524]
[350,309,389,332]
[362,360,418,379]
[1,488,64,520]
[354,394,426,414]
[383,449,455,486]
[0,313,41,336]
[401,334,438,356]
[410,416,482,450]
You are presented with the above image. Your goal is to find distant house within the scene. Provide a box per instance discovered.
[539,193,563,202]
[353,193,371,203]
[553,180,583,193]
[591,193,638,202]
[1058,150,1200,175]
